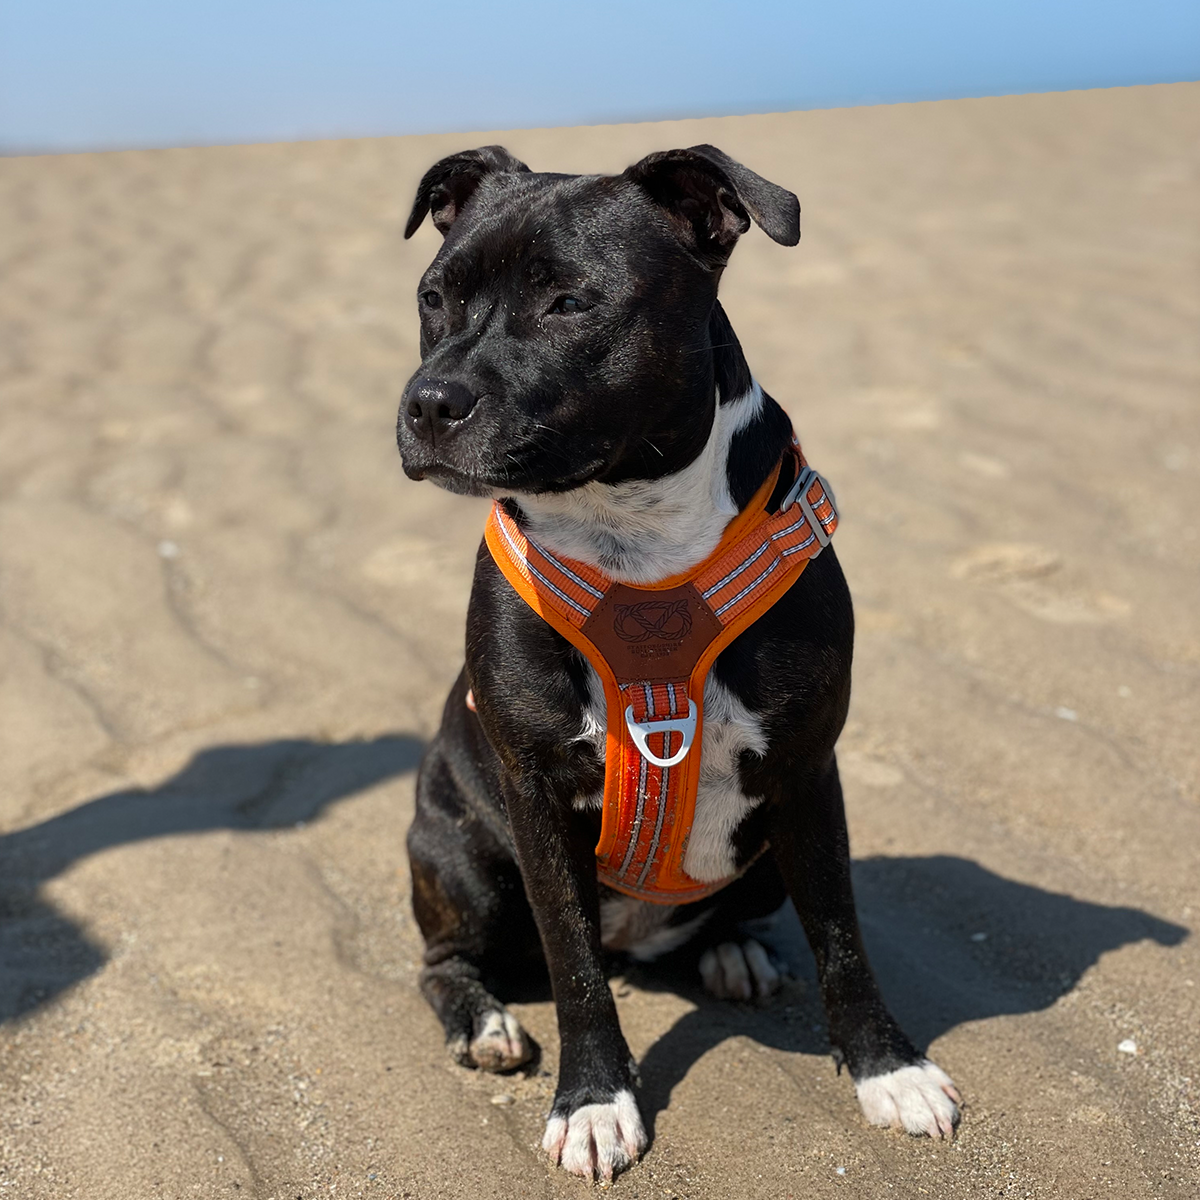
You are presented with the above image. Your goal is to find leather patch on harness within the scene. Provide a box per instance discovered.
[581,582,723,684]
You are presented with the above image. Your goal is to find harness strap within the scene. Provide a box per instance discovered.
[484,439,838,903]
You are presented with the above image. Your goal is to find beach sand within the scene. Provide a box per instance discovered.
[0,83,1197,1198]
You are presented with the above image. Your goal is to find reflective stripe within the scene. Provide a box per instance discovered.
[713,557,782,617]
[701,538,772,599]
[780,533,818,556]
[636,760,671,888]
[539,543,606,599]
[494,515,594,618]
[618,752,650,877]
[523,559,593,618]
[769,512,810,542]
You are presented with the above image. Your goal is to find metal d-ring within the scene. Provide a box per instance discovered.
[624,699,698,768]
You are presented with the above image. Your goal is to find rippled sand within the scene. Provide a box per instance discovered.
[1,83,1197,1198]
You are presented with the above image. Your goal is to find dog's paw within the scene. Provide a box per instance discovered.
[453,1008,532,1072]
[541,1089,647,1181]
[699,939,781,1001]
[855,1060,962,1139]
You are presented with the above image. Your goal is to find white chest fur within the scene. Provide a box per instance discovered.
[573,664,768,883]
[506,383,764,584]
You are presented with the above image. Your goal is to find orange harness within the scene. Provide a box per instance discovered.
[483,439,838,904]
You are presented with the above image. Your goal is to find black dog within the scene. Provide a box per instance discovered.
[396,144,960,1180]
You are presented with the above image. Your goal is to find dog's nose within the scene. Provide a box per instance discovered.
[403,378,479,443]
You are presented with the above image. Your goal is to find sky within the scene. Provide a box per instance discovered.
[1,0,1196,154]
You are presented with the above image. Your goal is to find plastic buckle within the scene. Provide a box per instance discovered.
[782,465,834,549]
[624,699,698,768]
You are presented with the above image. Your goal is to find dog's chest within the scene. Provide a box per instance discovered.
[575,664,767,884]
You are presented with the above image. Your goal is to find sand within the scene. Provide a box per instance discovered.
[0,82,1197,1198]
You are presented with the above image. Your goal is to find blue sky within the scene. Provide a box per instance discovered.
[1,0,1196,153]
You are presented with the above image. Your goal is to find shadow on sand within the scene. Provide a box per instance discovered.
[2,747,1187,1135]
[629,854,1188,1132]
[0,734,424,1021]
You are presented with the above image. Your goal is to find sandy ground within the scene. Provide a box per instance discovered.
[0,83,1198,1199]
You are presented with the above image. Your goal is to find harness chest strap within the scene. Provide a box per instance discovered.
[483,440,838,904]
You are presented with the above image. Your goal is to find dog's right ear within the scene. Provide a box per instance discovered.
[404,145,531,239]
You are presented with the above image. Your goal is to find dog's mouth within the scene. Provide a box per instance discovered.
[406,454,611,498]
[411,464,492,497]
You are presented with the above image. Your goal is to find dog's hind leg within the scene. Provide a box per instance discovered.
[407,741,540,1073]
[769,754,962,1138]
[681,853,793,1002]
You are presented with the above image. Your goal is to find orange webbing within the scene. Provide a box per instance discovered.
[483,443,838,903]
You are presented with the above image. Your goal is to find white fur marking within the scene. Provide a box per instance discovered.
[542,1088,647,1181]
[855,1061,961,1139]
[698,947,721,992]
[574,664,767,878]
[468,1008,531,1072]
[571,665,607,811]
[717,942,752,999]
[600,893,710,961]
[741,938,781,998]
[683,675,767,881]
[508,383,765,583]
[572,788,603,812]
[699,938,780,1001]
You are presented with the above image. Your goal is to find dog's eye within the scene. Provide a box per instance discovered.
[549,295,588,315]
[421,290,443,309]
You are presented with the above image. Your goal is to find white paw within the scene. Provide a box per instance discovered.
[466,1009,532,1072]
[856,1061,962,1139]
[699,939,781,1001]
[541,1089,647,1181]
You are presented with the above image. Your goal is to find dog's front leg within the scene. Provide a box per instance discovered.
[769,755,962,1138]
[500,772,647,1180]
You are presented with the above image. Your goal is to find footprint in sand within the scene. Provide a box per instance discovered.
[950,543,1131,625]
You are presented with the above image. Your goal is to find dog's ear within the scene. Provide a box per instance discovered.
[404,145,531,239]
[624,145,799,262]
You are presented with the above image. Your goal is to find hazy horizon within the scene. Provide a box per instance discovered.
[2,0,1196,155]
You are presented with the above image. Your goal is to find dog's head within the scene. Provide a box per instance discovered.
[396,145,799,496]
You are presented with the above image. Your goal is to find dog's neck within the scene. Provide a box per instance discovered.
[506,381,777,585]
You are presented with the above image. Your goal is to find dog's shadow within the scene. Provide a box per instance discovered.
[4,750,1188,1131]
[625,855,1187,1132]
[0,734,424,1022]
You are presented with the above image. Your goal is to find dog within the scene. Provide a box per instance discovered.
[395,143,960,1181]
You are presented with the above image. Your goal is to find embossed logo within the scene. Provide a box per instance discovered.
[612,600,693,644]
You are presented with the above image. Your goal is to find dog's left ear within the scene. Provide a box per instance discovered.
[404,145,531,239]
[624,145,799,263]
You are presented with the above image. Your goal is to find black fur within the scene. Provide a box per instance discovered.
[398,145,945,1175]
